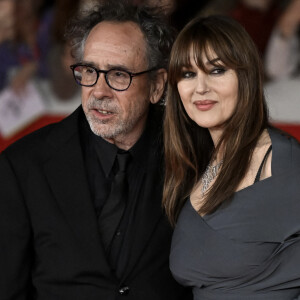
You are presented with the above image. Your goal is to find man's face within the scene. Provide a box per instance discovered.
[81,21,156,149]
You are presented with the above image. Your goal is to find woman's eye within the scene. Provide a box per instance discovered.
[210,67,226,75]
[181,71,195,79]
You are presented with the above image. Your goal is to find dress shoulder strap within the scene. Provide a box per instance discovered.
[254,145,272,183]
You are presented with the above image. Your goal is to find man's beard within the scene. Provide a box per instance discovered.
[84,96,143,140]
[86,112,129,139]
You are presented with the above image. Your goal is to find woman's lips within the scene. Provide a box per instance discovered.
[193,100,217,111]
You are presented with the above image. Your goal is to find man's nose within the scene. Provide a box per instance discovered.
[92,73,113,97]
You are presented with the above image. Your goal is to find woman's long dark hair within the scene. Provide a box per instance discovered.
[163,15,269,226]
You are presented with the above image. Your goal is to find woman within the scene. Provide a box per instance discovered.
[163,15,300,299]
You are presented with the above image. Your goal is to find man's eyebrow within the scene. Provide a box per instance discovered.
[106,64,131,71]
[80,60,96,67]
[79,61,131,71]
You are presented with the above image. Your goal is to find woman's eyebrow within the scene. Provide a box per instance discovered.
[206,57,221,65]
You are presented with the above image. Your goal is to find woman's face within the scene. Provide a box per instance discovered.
[177,48,239,138]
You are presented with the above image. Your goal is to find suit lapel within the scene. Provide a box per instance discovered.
[43,108,112,275]
[43,105,166,281]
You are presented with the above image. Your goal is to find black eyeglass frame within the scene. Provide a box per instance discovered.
[70,63,158,91]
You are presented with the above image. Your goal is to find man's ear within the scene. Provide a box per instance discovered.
[150,68,167,104]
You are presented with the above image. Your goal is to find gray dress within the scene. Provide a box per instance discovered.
[170,129,300,299]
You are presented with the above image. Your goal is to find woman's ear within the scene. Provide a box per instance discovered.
[150,68,168,104]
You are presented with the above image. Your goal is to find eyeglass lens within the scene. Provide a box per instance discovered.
[73,65,131,90]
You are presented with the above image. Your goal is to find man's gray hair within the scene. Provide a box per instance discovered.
[65,0,176,71]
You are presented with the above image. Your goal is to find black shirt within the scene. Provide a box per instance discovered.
[79,105,163,278]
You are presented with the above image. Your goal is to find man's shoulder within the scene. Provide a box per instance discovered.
[147,104,164,136]
[2,106,83,161]
[149,103,164,121]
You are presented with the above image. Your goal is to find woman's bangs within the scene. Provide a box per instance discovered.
[169,37,194,84]
[191,40,214,72]
[170,36,210,84]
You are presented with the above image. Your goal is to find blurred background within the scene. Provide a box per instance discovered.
[0,0,299,151]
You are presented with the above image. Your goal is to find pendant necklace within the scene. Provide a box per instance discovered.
[201,160,223,196]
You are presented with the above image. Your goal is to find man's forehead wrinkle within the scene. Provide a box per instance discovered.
[78,60,131,71]
[83,23,148,72]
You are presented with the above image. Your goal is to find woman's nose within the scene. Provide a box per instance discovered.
[195,74,210,95]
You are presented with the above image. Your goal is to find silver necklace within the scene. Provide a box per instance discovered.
[201,160,223,196]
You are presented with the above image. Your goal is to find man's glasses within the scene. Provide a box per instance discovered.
[70,64,157,91]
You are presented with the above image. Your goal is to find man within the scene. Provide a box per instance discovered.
[0,1,191,299]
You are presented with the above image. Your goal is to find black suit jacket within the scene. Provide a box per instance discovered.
[0,106,191,300]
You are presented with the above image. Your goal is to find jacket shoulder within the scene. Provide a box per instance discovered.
[269,127,300,172]
[1,107,82,162]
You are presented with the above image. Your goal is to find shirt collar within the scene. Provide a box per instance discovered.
[85,104,161,177]
[94,135,118,178]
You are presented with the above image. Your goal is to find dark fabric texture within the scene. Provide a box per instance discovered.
[0,105,192,300]
[98,152,131,271]
[170,128,300,299]
[80,106,165,279]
